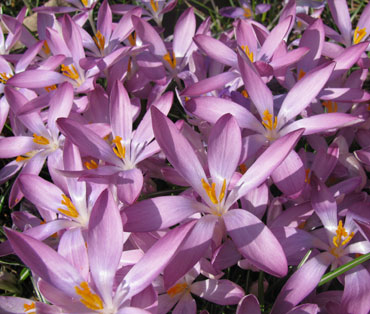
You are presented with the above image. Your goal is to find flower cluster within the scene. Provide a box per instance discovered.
[0,0,369,313]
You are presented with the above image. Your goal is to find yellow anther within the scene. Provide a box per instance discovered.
[127,57,132,73]
[112,136,125,160]
[332,220,354,248]
[0,72,13,84]
[201,178,226,205]
[298,69,306,80]
[93,30,105,51]
[243,7,252,18]
[353,26,366,44]
[241,90,249,98]
[33,133,50,145]
[262,109,277,131]
[184,96,190,102]
[128,32,136,46]
[239,163,247,174]
[297,20,303,28]
[58,194,79,218]
[44,85,57,92]
[322,100,338,113]
[81,0,88,7]
[304,169,311,184]
[163,51,176,69]
[167,283,188,298]
[24,302,36,312]
[61,64,79,81]
[241,45,254,62]
[75,281,103,310]
[85,159,98,169]
[16,155,30,162]
[42,41,50,55]
[150,0,159,12]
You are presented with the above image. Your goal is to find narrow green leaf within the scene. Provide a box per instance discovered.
[19,268,30,282]
[318,253,370,286]
[297,249,312,269]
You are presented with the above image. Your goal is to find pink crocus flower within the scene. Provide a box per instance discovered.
[5,189,195,314]
[123,109,304,288]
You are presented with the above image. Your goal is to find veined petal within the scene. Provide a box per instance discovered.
[5,229,84,298]
[0,137,39,158]
[208,114,241,188]
[6,70,65,88]
[116,168,143,205]
[236,294,261,314]
[97,0,112,43]
[191,279,244,305]
[224,209,288,277]
[163,215,218,289]
[327,0,352,46]
[173,8,196,58]
[88,189,123,308]
[111,7,142,42]
[237,52,274,119]
[151,107,208,201]
[123,196,204,232]
[277,62,335,129]
[62,14,85,63]
[271,252,333,314]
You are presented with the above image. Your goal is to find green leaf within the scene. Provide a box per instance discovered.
[19,268,30,282]
[318,253,370,286]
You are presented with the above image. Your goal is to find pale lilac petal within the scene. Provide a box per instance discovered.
[0,297,41,314]
[131,285,157,314]
[172,293,196,314]
[327,0,351,45]
[279,113,363,136]
[277,62,335,128]
[208,114,241,188]
[235,19,257,55]
[116,168,143,205]
[226,129,304,207]
[0,137,39,158]
[241,183,268,220]
[319,87,370,103]
[15,40,44,73]
[342,263,370,314]
[173,8,196,58]
[7,70,65,88]
[287,304,319,314]
[62,15,85,63]
[236,294,260,314]
[357,3,370,37]
[186,97,265,134]
[271,150,305,198]
[237,52,274,118]
[151,107,208,202]
[0,160,22,184]
[121,220,197,301]
[88,189,123,307]
[223,209,288,277]
[111,7,142,42]
[355,147,370,166]
[271,252,334,314]
[5,229,83,298]
[163,215,218,289]
[97,0,112,42]
[194,34,237,67]
[123,196,204,232]
[191,279,244,305]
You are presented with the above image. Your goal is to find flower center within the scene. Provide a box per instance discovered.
[353,26,366,44]
[0,72,13,84]
[61,64,81,86]
[44,85,57,92]
[322,100,338,113]
[243,7,252,18]
[167,282,189,298]
[23,302,36,314]
[94,31,105,51]
[128,32,136,46]
[33,133,50,145]
[58,194,79,218]
[330,220,354,258]
[75,281,103,310]
[241,45,254,62]
[163,51,176,69]
[262,109,277,131]
[201,178,226,205]
[85,159,98,169]
[150,0,159,12]
[112,136,126,160]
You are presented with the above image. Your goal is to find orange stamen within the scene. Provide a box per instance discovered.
[93,30,105,51]
[163,51,176,69]
[262,109,277,131]
[58,194,79,218]
[75,281,103,310]
[353,26,366,44]
[241,45,254,62]
[33,133,50,145]
[167,283,188,297]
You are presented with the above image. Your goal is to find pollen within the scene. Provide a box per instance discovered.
[353,26,366,45]
[330,220,354,257]
[298,69,306,80]
[33,133,50,145]
[163,51,176,69]
[93,31,105,51]
[45,84,57,92]
[81,0,88,7]
[58,194,79,218]
[243,7,252,18]
[75,281,103,310]
[241,90,249,98]
[128,32,136,46]
[150,0,159,12]
[112,136,126,160]
[61,64,79,81]
[167,282,188,298]
[202,178,226,205]
[0,72,13,84]
[42,41,50,55]
[85,159,98,169]
[322,100,338,113]
[262,109,277,131]
[24,302,36,314]
[241,45,254,62]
